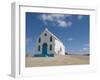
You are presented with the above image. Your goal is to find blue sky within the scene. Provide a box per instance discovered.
[26,12,89,55]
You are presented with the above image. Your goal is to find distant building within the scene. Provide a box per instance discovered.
[35,28,65,57]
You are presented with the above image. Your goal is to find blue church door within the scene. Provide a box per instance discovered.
[42,43,48,57]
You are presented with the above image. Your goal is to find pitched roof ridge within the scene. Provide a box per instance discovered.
[44,28,64,46]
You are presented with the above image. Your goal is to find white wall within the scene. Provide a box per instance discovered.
[0,0,100,80]
[35,29,65,55]
[35,29,55,54]
[55,39,65,55]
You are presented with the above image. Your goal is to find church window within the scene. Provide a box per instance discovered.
[50,44,52,51]
[38,37,41,43]
[38,45,40,51]
[50,36,52,42]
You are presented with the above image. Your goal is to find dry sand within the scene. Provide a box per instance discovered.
[25,55,89,67]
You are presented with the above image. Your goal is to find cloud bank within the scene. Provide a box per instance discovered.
[40,14,72,28]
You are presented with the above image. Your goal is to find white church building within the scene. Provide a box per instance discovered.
[34,28,65,57]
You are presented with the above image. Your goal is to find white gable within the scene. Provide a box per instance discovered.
[38,28,63,44]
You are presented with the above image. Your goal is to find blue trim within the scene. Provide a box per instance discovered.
[42,43,48,57]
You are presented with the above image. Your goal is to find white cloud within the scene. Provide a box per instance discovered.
[77,15,83,20]
[40,14,72,27]
[67,21,72,27]
[83,47,89,51]
[82,43,89,51]
[58,20,72,27]
[58,20,66,27]
[67,38,73,41]
[84,43,89,47]
[41,14,53,21]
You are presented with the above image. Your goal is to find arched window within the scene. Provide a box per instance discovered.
[50,44,52,51]
[38,45,40,51]
[50,36,52,42]
[38,37,41,43]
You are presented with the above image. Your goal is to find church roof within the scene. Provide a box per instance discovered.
[43,28,64,45]
[36,27,64,46]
